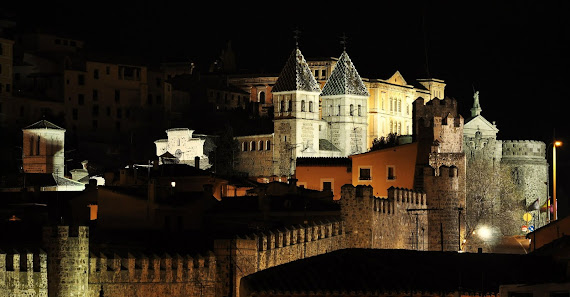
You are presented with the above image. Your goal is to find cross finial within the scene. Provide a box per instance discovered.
[340,33,348,51]
[293,28,301,48]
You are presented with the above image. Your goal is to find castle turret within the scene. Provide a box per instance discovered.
[43,226,89,297]
[272,47,322,177]
[22,120,66,176]
[320,50,369,156]
[413,97,466,251]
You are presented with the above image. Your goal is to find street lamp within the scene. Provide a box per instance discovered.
[553,140,563,220]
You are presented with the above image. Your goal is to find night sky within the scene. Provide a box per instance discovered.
[2,1,569,165]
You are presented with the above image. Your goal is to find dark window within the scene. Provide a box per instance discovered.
[156,78,161,87]
[78,94,84,105]
[92,89,98,101]
[106,106,111,116]
[106,66,110,75]
[321,69,326,77]
[72,108,78,120]
[78,74,85,85]
[259,91,266,104]
[266,140,271,150]
[94,69,99,79]
[6,84,11,92]
[359,168,371,180]
[148,94,153,105]
[309,101,313,112]
[388,166,396,180]
[301,100,305,112]
[115,121,120,131]
[92,105,99,116]
[125,108,130,118]
[116,108,122,119]
[323,182,332,192]
[114,90,120,102]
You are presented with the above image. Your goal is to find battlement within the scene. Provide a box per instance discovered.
[42,225,89,241]
[88,250,216,284]
[414,97,460,119]
[0,249,47,294]
[502,140,546,159]
[252,220,344,252]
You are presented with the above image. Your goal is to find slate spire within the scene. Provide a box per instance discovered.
[272,48,321,93]
[321,51,369,97]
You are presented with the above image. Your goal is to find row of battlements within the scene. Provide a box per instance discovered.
[0,249,47,272]
[502,140,546,158]
[387,187,427,206]
[247,220,345,252]
[88,251,216,283]
[42,225,89,240]
[0,249,47,290]
[423,165,460,178]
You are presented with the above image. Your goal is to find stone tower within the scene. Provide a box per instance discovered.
[463,91,502,165]
[320,50,369,156]
[272,47,322,177]
[22,120,66,176]
[413,97,466,251]
[43,226,89,297]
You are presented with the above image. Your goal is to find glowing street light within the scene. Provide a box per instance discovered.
[553,140,562,220]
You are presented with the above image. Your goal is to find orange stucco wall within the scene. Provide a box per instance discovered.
[350,142,418,197]
[295,164,352,200]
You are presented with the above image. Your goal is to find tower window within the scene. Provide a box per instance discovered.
[358,105,362,116]
[301,100,305,112]
[309,101,313,112]
[266,140,271,150]
[250,141,256,151]
[350,104,354,116]
[258,140,263,151]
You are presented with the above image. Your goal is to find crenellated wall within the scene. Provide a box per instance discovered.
[87,251,217,297]
[340,184,428,250]
[215,220,346,297]
[0,249,48,297]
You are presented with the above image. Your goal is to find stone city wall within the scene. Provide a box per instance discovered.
[215,220,346,297]
[0,249,48,297]
[340,185,428,250]
[87,252,217,297]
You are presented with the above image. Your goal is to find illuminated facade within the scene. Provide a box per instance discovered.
[154,128,211,169]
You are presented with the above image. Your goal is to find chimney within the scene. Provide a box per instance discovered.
[195,156,200,169]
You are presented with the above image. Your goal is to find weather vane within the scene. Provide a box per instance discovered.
[293,27,301,48]
[340,33,348,51]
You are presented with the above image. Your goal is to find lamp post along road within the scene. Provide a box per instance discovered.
[553,141,562,220]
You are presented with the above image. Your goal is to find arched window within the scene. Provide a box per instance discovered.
[259,91,266,104]
[288,100,292,111]
[338,105,341,116]
[350,104,354,116]
[242,142,247,151]
[309,101,313,112]
[36,136,40,155]
[266,140,271,150]
[250,141,256,151]
[301,100,305,112]
[358,105,362,116]
[398,99,401,112]
[280,100,285,113]
[258,140,263,151]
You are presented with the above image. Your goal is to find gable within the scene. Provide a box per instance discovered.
[387,71,407,86]
[464,115,499,138]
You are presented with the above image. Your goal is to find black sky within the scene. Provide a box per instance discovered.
[2,0,569,154]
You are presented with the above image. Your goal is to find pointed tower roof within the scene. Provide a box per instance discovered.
[272,48,321,93]
[321,51,369,97]
[23,120,65,131]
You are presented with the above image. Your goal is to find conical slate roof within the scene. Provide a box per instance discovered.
[272,48,321,93]
[321,51,369,97]
[23,120,65,130]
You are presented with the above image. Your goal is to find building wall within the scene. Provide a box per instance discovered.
[350,142,418,198]
[0,37,14,98]
[234,134,274,178]
[294,162,351,200]
[22,127,65,176]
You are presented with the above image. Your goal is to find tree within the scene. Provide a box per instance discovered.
[464,159,525,251]
[370,133,398,151]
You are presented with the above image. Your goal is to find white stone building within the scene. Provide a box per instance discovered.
[154,128,211,170]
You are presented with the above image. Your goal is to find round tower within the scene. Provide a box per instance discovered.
[43,226,89,297]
